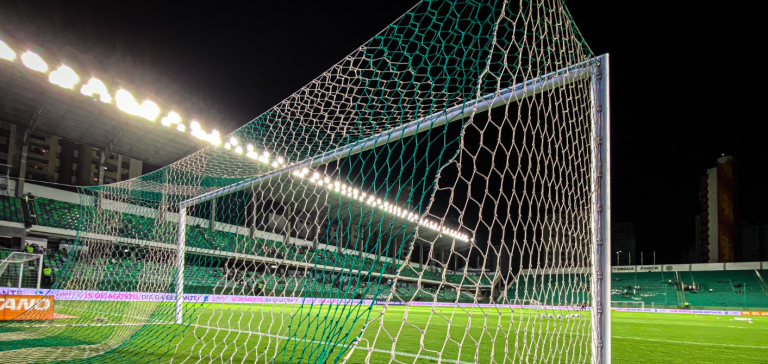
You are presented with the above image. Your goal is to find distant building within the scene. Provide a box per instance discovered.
[0,121,148,190]
[698,156,738,263]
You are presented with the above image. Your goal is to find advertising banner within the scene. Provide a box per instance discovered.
[636,265,661,272]
[0,294,54,321]
[1,288,762,317]
[611,266,636,273]
[740,311,768,316]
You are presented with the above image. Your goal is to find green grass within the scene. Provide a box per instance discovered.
[0,302,766,363]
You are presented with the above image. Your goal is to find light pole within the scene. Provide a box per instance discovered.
[616,251,622,266]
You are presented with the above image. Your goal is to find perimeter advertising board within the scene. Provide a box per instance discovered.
[0,295,54,320]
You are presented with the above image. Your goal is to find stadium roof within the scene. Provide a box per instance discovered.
[263,173,472,248]
[0,39,227,167]
[0,37,474,248]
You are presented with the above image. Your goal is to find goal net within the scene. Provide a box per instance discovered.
[0,1,610,363]
[0,252,43,290]
[612,301,645,310]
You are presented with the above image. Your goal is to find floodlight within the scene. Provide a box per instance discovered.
[161,111,182,126]
[49,65,80,89]
[116,89,140,115]
[81,78,112,103]
[139,100,160,121]
[0,41,15,61]
[21,51,48,72]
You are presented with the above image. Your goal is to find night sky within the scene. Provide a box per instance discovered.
[0,1,765,264]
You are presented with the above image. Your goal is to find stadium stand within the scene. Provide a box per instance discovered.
[611,272,677,308]
[32,197,81,230]
[2,195,486,297]
[0,196,23,223]
[5,193,764,308]
[681,270,768,310]
[506,273,590,306]
[607,270,768,310]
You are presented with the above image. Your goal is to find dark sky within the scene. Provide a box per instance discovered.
[0,1,765,264]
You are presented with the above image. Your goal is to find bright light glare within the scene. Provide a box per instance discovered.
[190,121,201,130]
[80,78,112,103]
[138,101,160,121]
[176,124,186,132]
[116,89,140,115]
[208,130,221,145]
[161,111,181,126]
[49,65,80,89]
[0,41,16,61]
[21,51,48,72]
[229,137,238,146]
[116,90,160,121]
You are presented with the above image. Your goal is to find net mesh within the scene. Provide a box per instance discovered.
[0,1,603,363]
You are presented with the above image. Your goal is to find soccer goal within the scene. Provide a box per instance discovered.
[612,301,645,310]
[1,1,611,364]
[0,252,43,291]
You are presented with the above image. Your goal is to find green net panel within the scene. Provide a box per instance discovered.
[0,0,604,363]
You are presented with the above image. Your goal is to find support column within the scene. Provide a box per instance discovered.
[249,192,257,239]
[15,140,27,198]
[116,155,123,182]
[337,220,343,254]
[46,136,58,183]
[97,150,106,185]
[7,124,17,173]
[16,105,42,197]
[76,145,93,186]
[283,205,292,246]
[209,199,216,230]
[358,232,363,258]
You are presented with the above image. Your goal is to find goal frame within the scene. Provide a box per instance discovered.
[0,251,44,291]
[173,54,611,363]
[611,301,644,310]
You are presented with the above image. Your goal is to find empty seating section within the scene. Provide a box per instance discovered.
[681,270,768,310]
[6,196,506,295]
[607,271,768,310]
[507,273,590,306]
[446,273,493,286]
[0,196,23,223]
[33,198,82,230]
[611,272,676,308]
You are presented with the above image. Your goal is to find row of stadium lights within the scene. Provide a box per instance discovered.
[1,39,469,241]
[222,136,287,168]
[292,168,472,242]
[0,40,222,147]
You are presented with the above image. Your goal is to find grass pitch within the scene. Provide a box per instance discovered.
[0,302,766,363]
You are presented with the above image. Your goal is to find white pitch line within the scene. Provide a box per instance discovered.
[22,322,166,328]
[189,323,478,364]
[613,336,768,350]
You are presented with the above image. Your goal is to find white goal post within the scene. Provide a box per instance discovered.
[173,54,612,363]
[0,252,44,291]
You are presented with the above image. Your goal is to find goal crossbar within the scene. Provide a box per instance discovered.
[179,58,599,209]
